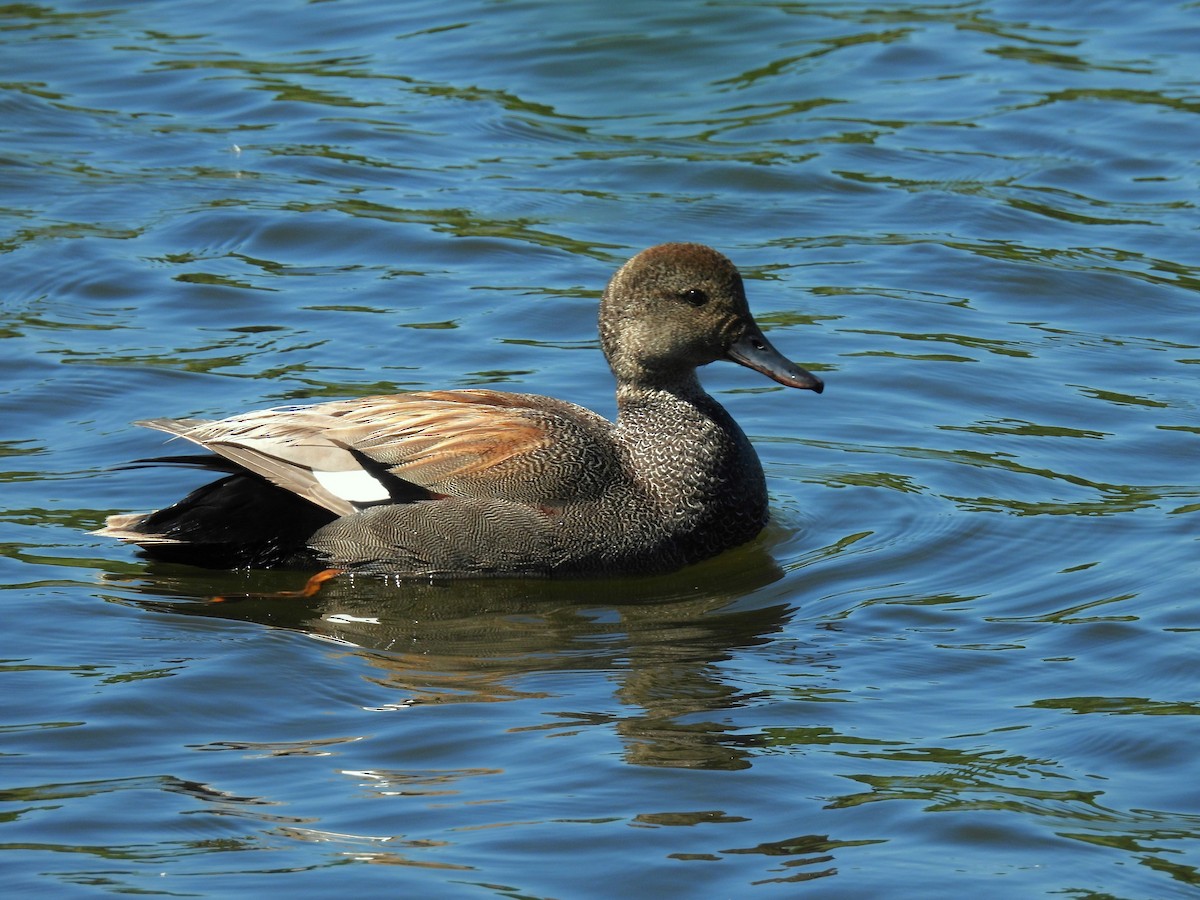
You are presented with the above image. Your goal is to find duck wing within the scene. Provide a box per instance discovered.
[138,389,618,517]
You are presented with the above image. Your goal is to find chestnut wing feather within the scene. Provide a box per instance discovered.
[320,390,619,502]
[138,390,618,516]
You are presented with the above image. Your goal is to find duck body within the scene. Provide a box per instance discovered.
[96,243,823,578]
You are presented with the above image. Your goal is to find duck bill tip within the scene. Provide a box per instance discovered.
[727,331,824,393]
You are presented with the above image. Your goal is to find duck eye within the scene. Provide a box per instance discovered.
[680,288,709,307]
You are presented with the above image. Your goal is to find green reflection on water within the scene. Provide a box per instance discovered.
[808,437,1194,517]
[940,418,1108,440]
[1029,696,1200,716]
[283,197,617,258]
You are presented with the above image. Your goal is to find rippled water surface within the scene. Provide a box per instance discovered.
[3,1,1198,896]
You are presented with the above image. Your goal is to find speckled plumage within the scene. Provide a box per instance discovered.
[95,243,823,577]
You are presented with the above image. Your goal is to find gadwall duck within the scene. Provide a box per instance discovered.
[95,243,823,578]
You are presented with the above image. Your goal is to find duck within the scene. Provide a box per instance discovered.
[94,242,823,578]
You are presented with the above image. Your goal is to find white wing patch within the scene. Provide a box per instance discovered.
[313,469,391,503]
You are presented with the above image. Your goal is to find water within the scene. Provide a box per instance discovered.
[2,0,1198,895]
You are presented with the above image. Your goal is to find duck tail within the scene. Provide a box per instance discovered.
[93,471,336,569]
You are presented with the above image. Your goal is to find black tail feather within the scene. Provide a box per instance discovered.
[131,473,337,569]
[116,454,242,473]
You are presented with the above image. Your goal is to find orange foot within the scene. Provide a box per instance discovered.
[210,568,344,603]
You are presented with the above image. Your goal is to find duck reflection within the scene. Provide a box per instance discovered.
[104,539,792,771]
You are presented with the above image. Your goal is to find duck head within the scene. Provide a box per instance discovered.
[598,242,824,393]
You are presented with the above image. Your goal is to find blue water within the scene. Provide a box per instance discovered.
[2,1,1198,896]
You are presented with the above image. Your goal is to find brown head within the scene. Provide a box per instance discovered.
[598,242,824,392]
